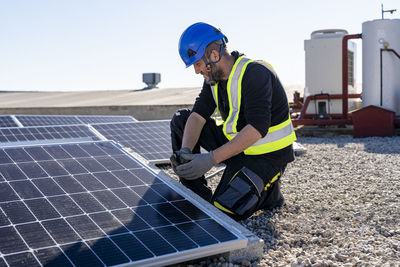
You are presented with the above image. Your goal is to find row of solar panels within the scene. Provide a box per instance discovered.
[0,115,137,128]
[0,115,171,164]
[0,115,248,267]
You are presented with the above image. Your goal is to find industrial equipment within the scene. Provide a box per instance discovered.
[292,13,400,136]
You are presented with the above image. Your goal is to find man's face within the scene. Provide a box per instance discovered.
[193,59,210,81]
[193,52,223,83]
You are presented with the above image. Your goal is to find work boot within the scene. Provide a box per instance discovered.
[262,182,285,210]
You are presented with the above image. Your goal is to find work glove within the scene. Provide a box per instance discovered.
[170,147,192,174]
[175,152,216,180]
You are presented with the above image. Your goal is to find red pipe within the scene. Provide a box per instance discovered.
[342,34,362,119]
[293,119,352,127]
[298,93,361,119]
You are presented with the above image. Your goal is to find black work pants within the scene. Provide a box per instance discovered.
[170,109,286,220]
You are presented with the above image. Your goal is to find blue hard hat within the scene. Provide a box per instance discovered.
[178,22,227,67]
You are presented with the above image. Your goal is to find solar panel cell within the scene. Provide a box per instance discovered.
[47,196,84,217]
[66,216,105,239]
[34,247,73,267]
[24,198,61,220]
[58,159,88,174]
[0,226,29,254]
[4,252,40,267]
[89,212,127,235]
[93,172,125,188]
[111,188,144,207]
[91,190,127,210]
[61,242,104,267]
[32,178,65,196]
[86,238,130,266]
[177,222,218,247]
[74,173,106,191]
[10,180,44,199]
[134,229,176,256]
[133,205,170,227]
[1,201,36,224]
[0,183,20,202]
[0,209,10,226]
[16,222,55,249]
[38,161,68,177]
[54,176,86,193]
[4,148,33,162]
[156,225,198,251]
[133,185,167,203]
[0,164,29,181]
[70,193,105,213]
[150,183,184,201]
[152,202,191,224]
[18,162,48,179]
[110,233,153,261]
[42,219,81,244]
[113,209,147,230]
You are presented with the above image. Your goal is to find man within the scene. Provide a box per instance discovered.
[170,22,296,221]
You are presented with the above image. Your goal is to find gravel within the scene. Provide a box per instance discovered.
[166,135,400,266]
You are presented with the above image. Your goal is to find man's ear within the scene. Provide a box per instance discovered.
[211,49,220,62]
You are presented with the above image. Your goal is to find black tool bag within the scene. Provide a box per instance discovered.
[215,167,265,217]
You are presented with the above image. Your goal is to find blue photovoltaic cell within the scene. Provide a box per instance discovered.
[92,120,171,162]
[0,141,245,267]
[0,116,18,128]
[0,125,100,145]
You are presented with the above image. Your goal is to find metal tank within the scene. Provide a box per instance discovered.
[362,19,400,115]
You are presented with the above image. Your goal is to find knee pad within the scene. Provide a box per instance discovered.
[214,167,265,217]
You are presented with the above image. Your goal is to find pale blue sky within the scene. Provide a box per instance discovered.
[1,0,399,91]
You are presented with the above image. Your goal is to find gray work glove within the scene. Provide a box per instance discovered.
[170,147,192,174]
[175,152,216,180]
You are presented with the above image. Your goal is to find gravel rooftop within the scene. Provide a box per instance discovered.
[166,135,400,267]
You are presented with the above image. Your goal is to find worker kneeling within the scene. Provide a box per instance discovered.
[170,22,296,221]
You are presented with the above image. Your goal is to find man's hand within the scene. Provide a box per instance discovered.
[170,147,192,173]
[175,152,216,180]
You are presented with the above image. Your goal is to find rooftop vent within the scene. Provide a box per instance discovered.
[142,73,161,90]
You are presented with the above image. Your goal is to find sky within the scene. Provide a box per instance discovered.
[1,0,399,92]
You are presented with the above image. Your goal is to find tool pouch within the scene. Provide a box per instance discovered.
[214,167,264,216]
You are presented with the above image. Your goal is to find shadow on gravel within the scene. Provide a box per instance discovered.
[243,209,281,253]
[295,136,400,154]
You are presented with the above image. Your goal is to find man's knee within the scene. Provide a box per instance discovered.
[170,108,191,131]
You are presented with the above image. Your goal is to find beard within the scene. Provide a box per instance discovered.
[203,65,224,85]
[210,65,224,81]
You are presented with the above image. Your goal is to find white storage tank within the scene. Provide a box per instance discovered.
[304,29,360,116]
[362,19,400,115]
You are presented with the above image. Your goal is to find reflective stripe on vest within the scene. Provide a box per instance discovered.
[211,57,296,155]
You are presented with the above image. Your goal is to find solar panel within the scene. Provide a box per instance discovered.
[14,115,137,127]
[0,116,19,128]
[0,125,101,147]
[15,115,82,127]
[77,115,136,124]
[91,120,171,163]
[0,141,247,267]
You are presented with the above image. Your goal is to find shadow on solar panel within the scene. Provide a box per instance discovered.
[0,140,247,267]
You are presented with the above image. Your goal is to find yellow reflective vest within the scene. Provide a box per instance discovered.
[210,57,296,155]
